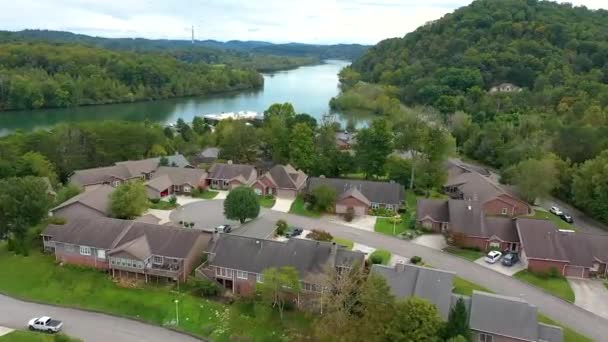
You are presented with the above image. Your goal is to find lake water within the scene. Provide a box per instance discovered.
[0,59,372,136]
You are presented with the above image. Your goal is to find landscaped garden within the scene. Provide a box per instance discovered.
[258,195,276,208]
[514,270,575,303]
[374,214,412,236]
[191,189,219,199]
[288,196,321,218]
[0,244,310,341]
[369,249,391,265]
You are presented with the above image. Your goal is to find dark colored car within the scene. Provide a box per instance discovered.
[501,252,519,267]
[559,213,574,224]
[286,227,303,238]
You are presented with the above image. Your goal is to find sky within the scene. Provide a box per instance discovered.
[0,0,606,44]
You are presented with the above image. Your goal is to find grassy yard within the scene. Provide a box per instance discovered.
[452,276,492,296]
[288,196,321,218]
[258,195,276,208]
[332,237,354,250]
[148,201,178,210]
[443,246,485,262]
[0,331,82,342]
[527,209,576,231]
[0,245,310,341]
[192,190,219,199]
[374,215,411,236]
[369,249,391,265]
[405,191,417,210]
[513,270,575,303]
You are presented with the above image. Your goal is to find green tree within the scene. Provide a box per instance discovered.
[385,155,412,186]
[354,118,393,179]
[218,121,259,163]
[263,102,296,123]
[256,266,301,320]
[443,297,470,340]
[572,151,608,223]
[508,157,559,203]
[0,177,52,254]
[224,187,260,223]
[387,297,443,341]
[192,116,210,135]
[148,144,167,157]
[262,115,291,164]
[289,123,315,172]
[311,185,336,212]
[158,156,169,166]
[110,181,148,219]
[16,152,59,186]
[54,183,82,206]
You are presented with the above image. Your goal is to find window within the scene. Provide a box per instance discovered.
[237,271,248,279]
[479,333,493,342]
[152,255,163,265]
[371,203,380,209]
[79,246,91,256]
[489,242,500,249]
[501,207,508,215]
[183,185,191,193]
[215,267,233,278]
[97,250,106,259]
[112,180,120,187]
[301,282,322,293]
[256,274,264,283]
[64,244,76,253]
[385,204,393,211]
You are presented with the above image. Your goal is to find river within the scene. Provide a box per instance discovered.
[0,60,373,136]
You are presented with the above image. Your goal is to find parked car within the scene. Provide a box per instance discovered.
[501,252,519,266]
[549,206,563,216]
[559,213,574,223]
[215,225,232,233]
[484,250,502,264]
[28,316,63,333]
[286,227,303,238]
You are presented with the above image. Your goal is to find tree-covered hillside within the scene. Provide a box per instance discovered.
[343,0,608,224]
[0,42,263,111]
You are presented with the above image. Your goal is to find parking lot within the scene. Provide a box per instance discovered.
[474,256,525,276]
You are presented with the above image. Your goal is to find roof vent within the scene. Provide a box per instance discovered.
[467,205,472,211]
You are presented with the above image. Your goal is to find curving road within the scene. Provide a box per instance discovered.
[0,294,201,342]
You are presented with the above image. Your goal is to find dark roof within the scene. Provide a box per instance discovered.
[208,234,365,279]
[371,263,454,320]
[147,166,207,190]
[308,177,403,205]
[207,163,255,181]
[416,199,449,222]
[200,147,220,159]
[447,200,517,242]
[70,165,131,186]
[116,154,191,174]
[51,185,113,216]
[43,217,133,249]
[339,187,371,206]
[484,216,518,242]
[265,164,307,190]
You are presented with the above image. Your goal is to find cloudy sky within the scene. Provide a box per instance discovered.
[0,0,605,44]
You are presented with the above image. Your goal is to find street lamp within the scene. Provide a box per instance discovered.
[174,299,179,326]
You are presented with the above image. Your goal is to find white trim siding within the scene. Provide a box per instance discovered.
[79,246,91,255]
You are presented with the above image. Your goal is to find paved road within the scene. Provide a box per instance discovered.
[0,294,201,342]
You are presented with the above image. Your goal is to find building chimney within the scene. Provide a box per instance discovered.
[330,241,338,267]
[395,261,406,272]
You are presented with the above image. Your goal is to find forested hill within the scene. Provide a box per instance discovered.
[0,42,263,111]
[343,0,608,225]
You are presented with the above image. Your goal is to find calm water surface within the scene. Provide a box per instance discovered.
[0,60,373,136]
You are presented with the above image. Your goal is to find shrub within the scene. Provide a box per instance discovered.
[306,229,333,242]
[47,216,66,225]
[169,195,177,205]
[150,198,160,204]
[311,185,336,212]
[370,207,396,217]
[344,207,355,222]
[548,267,560,278]
[191,279,221,297]
[370,249,391,265]
[275,219,288,236]
[410,256,422,264]
[370,254,384,264]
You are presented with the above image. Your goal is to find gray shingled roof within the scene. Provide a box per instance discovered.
[416,199,449,222]
[208,234,365,278]
[43,217,133,249]
[117,154,191,175]
[538,323,564,342]
[371,263,455,320]
[265,164,307,190]
[207,163,255,181]
[446,200,518,242]
[70,165,131,186]
[470,291,539,340]
[51,185,114,216]
[146,167,207,190]
[339,187,371,206]
[308,177,403,205]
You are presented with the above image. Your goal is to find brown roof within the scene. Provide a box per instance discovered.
[70,165,131,186]
[208,163,256,182]
[43,217,133,249]
[416,199,449,222]
[51,185,114,216]
[447,200,517,242]
[264,164,307,190]
[339,187,371,206]
[151,167,207,187]
[308,177,404,205]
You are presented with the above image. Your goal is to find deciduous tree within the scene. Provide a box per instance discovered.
[354,118,393,179]
[289,123,315,172]
[110,181,148,219]
[256,266,301,320]
[224,186,260,223]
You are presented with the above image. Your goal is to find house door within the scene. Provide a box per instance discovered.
[509,243,518,252]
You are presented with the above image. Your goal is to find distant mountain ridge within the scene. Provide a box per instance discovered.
[0,30,368,60]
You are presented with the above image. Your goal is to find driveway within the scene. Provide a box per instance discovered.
[0,294,200,342]
[569,278,608,320]
[474,257,525,276]
[411,234,447,250]
[271,197,294,213]
[169,200,241,231]
[323,214,376,232]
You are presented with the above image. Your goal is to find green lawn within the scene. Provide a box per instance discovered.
[258,195,276,208]
[405,191,417,210]
[332,237,354,250]
[148,201,178,210]
[0,331,81,342]
[374,215,411,236]
[527,209,576,231]
[192,190,219,199]
[0,245,310,341]
[443,246,485,262]
[288,196,321,218]
[369,249,391,265]
[452,276,492,296]
[514,270,575,303]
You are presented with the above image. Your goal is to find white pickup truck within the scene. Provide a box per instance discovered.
[28,316,63,333]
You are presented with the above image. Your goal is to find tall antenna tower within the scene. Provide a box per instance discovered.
[191,25,195,44]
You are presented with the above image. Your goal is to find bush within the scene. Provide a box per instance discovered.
[344,207,355,222]
[410,256,422,265]
[370,249,391,265]
[275,220,288,236]
[150,198,160,204]
[169,195,177,205]
[370,207,396,217]
[191,278,222,297]
[306,229,333,242]
[47,216,66,225]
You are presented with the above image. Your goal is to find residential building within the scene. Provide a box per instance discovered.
[371,263,455,320]
[144,167,207,199]
[335,131,355,150]
[50,185,114,220]
[516,218,608,278]
[307,177,404,216]
[373,263,563,342]
[196,234,365,300]
[206,162,257,190]
[489,83,522,93]
[191,147,220,165]
[253,164,307,198]
[42,217,210,282]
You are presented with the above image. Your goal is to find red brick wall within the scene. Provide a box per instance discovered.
[234,276,257,296]
[252,181,266,194]
[420,218,442,233]
[527,259,568,275]
[56,251,109,269]
[458,236,488,251]
[483,196,529,217]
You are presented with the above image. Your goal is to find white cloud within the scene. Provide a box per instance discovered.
[0,0,605,44]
